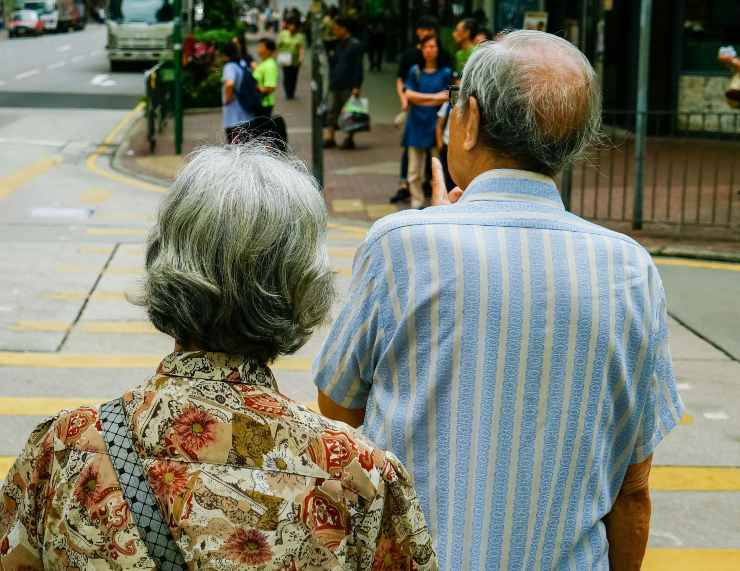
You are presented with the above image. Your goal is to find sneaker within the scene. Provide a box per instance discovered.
[389,187,410,204]
[339,138,356,150]
[323,139,336,149]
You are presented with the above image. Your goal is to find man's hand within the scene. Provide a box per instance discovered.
[352,87,361,97]
[431,157,463,206]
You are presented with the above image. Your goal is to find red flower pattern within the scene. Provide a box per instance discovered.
[74,463,102,510]
[172,406,217,455]
[224,528,272,565]
[148,460,189,499]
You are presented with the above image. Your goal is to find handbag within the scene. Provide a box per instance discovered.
[338,96,371,133]
[726,73,740,109]
[100,398,187,571]
[277,51,293,66]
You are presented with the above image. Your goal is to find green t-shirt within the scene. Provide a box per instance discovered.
[455,47,474,75]
[277,30,305,66]
[254,57,279,108]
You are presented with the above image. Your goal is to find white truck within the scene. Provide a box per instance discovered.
[107,0,186,71]
[22,0,81,32]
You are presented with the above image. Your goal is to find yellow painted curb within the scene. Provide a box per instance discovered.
[651,466,740,491]
[0,156,62,199]
[643,549,740,571]
[653,257,740,272]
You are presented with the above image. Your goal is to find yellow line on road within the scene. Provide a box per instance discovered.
[653,257,740,272]
[651,466,740,491]
[643,549,740,570]
[0,352,311,371]
[0,397,107,416]
[79,188,112,205]
[10,321,161,334]
[86,227,148,237]
[328,247,357,258]
[45,291,126,301]
[11,321,69,333]
[327,223,368,236]
[0,156,62,199]
[85,102,167,194]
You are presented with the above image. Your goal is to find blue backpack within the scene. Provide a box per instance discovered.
[234,62,262,115]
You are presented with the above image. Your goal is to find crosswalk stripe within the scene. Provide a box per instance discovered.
[643,549,740,570]
[45,291,126,301]
[650,466,740,491]
[0,352,311,371]
[9,321,158,334]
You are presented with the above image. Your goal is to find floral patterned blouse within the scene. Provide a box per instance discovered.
[0,352,437,570]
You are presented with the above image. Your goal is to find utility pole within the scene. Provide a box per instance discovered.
[310,6,324,188]
[173,0,183,155]
[632,0,653,230]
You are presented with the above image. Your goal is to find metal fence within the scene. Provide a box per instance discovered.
[560,111,740,239]
[144,62,174,153]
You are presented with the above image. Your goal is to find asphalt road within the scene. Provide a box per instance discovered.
[0,27,738,568]
[0,23,143,108]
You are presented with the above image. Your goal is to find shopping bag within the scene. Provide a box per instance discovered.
[338,96,371,133]
[277,51,293,66]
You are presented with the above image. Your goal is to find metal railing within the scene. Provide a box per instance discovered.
[144,61,174,153]
[561,110,740,239]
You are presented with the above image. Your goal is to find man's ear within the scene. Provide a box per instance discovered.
[463,96,481,151]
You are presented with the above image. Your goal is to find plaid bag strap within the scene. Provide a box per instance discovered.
[99,398,187,571]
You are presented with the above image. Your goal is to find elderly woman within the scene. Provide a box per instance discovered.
[0,146,436,570]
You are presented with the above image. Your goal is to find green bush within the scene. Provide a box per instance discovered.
[193,28,234,51]
[183,64,223,108]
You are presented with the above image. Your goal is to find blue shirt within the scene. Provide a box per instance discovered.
[314,169,684,570]
[222,61,252,129]
[404,65,452,148]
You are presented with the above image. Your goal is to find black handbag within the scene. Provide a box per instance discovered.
[99,398,187,571]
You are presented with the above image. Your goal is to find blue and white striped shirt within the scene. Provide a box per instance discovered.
[314,169,684,570]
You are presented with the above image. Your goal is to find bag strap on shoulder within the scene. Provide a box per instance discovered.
[99,398,187,571]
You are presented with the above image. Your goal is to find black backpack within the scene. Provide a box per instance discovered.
[234,62,262,115]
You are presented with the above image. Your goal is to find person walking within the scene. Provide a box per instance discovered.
[0,145,438,571]
[323,17,364,150]
[453,17,477,76]
[253,37,279,117]
[221,41,252,143]
[315,31,683,570]
[277,17,305,100]
[403,35,451,209]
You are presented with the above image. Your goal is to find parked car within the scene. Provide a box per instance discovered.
[8,9,44,37]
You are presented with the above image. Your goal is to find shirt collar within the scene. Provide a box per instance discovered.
[156,351,278,391]
[459,169,564,210]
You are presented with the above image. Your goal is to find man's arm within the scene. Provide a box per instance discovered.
[318,390,365,427]
[604,454,653,571]
[223,79,235,104]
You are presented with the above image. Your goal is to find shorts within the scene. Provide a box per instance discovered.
[327,88,353,129]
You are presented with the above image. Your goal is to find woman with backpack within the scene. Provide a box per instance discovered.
[403,35,452,209]
[221,41,254,143]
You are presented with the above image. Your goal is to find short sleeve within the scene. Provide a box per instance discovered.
[630,280,685,464]
[222,62,237,82]
[313,241,385,410]
[364,453,437,570]
[0,417,56,569]
[265,62,279,87]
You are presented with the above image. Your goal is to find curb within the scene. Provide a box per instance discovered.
[645,245,740,264]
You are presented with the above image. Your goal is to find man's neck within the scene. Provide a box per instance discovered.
[459,154,528,190]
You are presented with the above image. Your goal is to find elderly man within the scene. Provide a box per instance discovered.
[315,31,684,570]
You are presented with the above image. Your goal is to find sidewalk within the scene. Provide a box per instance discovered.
[117,58,740,260]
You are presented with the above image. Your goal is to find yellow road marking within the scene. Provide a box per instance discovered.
[679,413,694,425]
[654,257,740,272]
[78,245,115,255]
[0,457,13,479]
[0,352,311,371]
[45,291,126,301]
[0,156,62,199]
[86,227,148,237]
[332,199,365,213]
[643,549,740,570]
[79,188,112,205]
[80,322,158,334]
[55,264,142,276]
[651,466,740,491]
[85,102,167,194]
[328,223,368,236]
[334,267,352,277]
[0,397,107,416]
[366,203,398,220]
[328,247,357,258]
[11,321,69,333]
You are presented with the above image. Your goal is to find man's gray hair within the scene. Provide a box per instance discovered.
[460,30,601,174]
[136,145,334,364]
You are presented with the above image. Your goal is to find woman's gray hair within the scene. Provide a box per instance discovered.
[135,144,334,364]
[459,30,601,175]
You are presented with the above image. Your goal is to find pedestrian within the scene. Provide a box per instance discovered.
[221,41,252,144]
[403,35,451,209]
[453,17,477,76]
[315,30,683,570]
[322,6,339,56]
[435,100,455,191]
[277,17,305,100]
[474,28,493,44]
[232,33,253,68]
[323,16,363,150]
[0,145,438,570]
[367,15,386,71]
[253,37,279,117]
[390,16,454,204]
